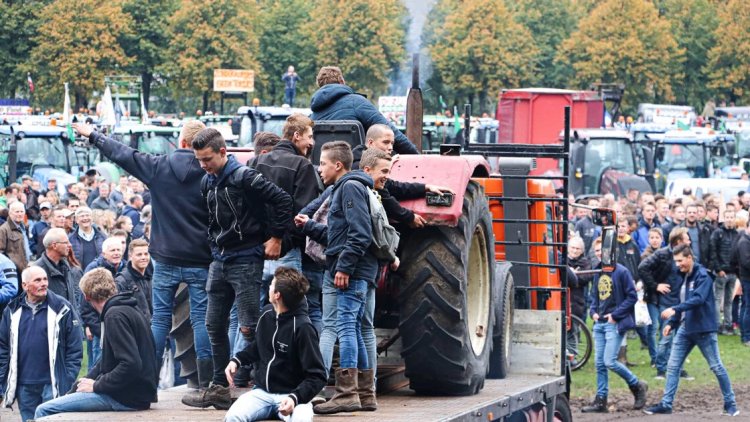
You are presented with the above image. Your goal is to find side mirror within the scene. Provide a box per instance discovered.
[599,226,617,272]
[591,208,616,227]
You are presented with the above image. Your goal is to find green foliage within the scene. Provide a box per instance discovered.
[558,0,684,114]
[254,0,316,106]
[427,0,539,113]
[119,0,179,108]
[509,0,579,88]
[161,0,260,109]
[0,1,48,98]
[26,0,133,110]
[707,0,750,104]
[304,0,408,100]
[661,0,719,108]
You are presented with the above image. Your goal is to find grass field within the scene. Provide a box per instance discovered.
[569,323,750,400]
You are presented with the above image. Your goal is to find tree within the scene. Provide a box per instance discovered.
[509,0,579,88]
[558,0,684,113]
[255,0,316,106]
[162,0,259,112]
[25,0,132,110]
[120,0,179,109]
[707,0,750,104]
[660,0,718,108]
[428,0,539,113]
[304,0,408,100]
[0,1,48,99]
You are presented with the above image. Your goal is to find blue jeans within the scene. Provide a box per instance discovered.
[643,303,660,364]
[320,272,337,376]
[17,383,52,422]
[261,248,303,306]
[336,278,369,369]
[34,392,135,419]
[150,261,211,362]
[741,280,750,342]
[86,336,102,371]
[225,386,313,422]
[284,88,296,108]
[206,258,263,386]
[302,260,324,335]
[655,303,674,373]
[660,327,736,410]
[593,322,639,398]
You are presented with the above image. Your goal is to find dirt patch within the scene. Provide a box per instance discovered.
[572,383,750,421]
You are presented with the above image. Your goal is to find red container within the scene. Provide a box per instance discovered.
[496,88,604,174]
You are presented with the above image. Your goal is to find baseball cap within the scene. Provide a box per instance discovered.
[62,209,74,218]
[21,175,32,181]
[40,202,52,210]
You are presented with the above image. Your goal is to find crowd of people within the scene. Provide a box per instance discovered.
[570,188,748,416]
[0,66,452,422]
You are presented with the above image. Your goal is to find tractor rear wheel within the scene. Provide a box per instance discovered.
[398,181,495,395]
[172,283,199,387]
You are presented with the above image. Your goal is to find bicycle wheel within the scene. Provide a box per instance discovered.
[568,315,592,371]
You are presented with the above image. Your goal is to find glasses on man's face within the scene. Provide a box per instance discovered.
[52,241,71,246]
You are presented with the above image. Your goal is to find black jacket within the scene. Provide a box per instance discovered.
[90,131,212,268]
[251,141,321,249]
[310,84,418,155]
[233,304,326,406]
[568,255,593,318]
[201,155,293,253]
[81,257,125,338]
[87,292,158,410]
[678,221,712,268]
[731,231,750,280]
[638,246,677,304]
[33,254,82,315]
[115,262,154,321]
[710,225,738,273]
[616,235,641,281]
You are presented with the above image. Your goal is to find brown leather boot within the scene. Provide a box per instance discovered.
[357,369,377,411]
[618,345,636,367]
[314,368,361,414]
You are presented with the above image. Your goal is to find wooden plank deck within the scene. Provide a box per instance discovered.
[0,375,563,422]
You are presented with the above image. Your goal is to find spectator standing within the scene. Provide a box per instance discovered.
[312,142,377,415]
[115,238,153,321]
[634,202,659,253]
[641,227,664,260]
[122,195,143,228]
[30,202,52,258]
[731,220,750,346]
[582,239,648,413]
[0,267,82,422]
[644,245,739,416]
[34,268,158,417]
[680,204,711,268]
[0,202,31,272]
[182,128,293,409]
[310,66,418,155]
[69,206,107,270]
[32,228,82,313]
[662,204,685,240]
[574,198,601,257]
[282,66,300,107]
[90,182,118,213]
[223,268,326,422]
[616,218,646,366]
[711,210,738,334]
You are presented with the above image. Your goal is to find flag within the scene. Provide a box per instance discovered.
[453,106,461,135]
[63,83,74,141]
[676,120,690,130]
[27,73,34,93]
[140,92,149,124]
[100,85,116,127]
[439,95,447,110]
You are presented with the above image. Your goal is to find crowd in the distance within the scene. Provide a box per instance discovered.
[570,188,748,417]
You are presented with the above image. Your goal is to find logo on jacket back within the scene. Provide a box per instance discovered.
[276,341,288,353]
[598,274,613,300]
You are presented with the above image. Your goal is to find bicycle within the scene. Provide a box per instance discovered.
[568,314,592,371]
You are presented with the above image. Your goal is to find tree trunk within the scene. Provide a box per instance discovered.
[479,89,488,115]
[202,91,209,113]
[141,72,153,110]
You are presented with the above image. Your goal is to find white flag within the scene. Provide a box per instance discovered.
[63,83,71,124]
[101,86,116,127]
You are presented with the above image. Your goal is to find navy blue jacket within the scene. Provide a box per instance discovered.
[633,217,659,254]
[667,263,718,335]
[69,226,107,270]
[310,84,418,155]
[121,205,141,228]
[90,132,211,268]
[326,171,378,283]
[589,263,637,335]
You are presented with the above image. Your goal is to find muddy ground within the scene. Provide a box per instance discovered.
[572,383,750,421]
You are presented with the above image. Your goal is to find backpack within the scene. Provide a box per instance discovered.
[367,187,400,262]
